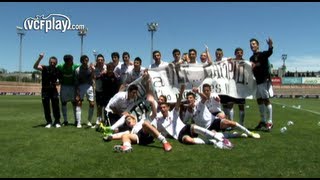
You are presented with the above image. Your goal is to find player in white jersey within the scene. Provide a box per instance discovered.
[201,83,225,119]
[114,52,134,86]
[149,50,169,68]
[152,84,234,149]
[120,57,145,91]
[105,84,139,129]
[105,112,172,153]
[183,88,260,139]
[171,49,184,65]
[74,55,95,128]
[104,78,172,153]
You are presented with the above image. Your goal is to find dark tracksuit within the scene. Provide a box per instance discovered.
[41,66,61,125]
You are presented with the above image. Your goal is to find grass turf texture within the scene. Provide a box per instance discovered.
[0,96,319,178]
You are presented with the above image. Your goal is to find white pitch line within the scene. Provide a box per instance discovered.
[273,102,320,115]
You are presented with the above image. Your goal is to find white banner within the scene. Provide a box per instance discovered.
[125,60,256,121]
[146,60,257,103]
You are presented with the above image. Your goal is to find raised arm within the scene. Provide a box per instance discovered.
[192,87,208,103]
[175,84,185,110]
[267,37,273,49]
[33,53,45,71]
[205,45,213,65]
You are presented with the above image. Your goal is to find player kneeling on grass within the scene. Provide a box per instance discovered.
[104,113,172,153]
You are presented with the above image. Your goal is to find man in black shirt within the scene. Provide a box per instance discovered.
[249,37,274,131]
[33,53,61,128]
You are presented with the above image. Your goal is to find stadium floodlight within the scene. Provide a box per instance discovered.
[282,54,287,66]
[78,27,88,56]
[281,54,288,76]
[147,22,159,64]
[16,26,25,83]
[93,50,98,61]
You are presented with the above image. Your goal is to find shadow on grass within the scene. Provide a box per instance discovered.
[32,124,46,128]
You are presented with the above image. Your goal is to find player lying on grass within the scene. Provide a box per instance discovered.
[150,84,234,149]
[183,86,260,139]
[103,113,172,153]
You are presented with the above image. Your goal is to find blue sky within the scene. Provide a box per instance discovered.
[1,2,320,72]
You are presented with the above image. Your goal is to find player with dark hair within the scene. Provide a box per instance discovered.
[74,55,95,128]
[57,54,80,126]
[33,53,61,128]
[249,37,274,131]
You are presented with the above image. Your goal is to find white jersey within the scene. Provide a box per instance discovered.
[205,92,222,114]
[112,62,123,78]
[131,119,144,134]
[149,61,169,69]
[125,67,145,84]
[171,59,184,64]
[106,91,137,113]
[94,64,107,92]
[114,63,134,83]
[151,108,186,140]
[184,101,213,129]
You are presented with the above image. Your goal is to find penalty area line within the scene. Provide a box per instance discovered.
[273,101,320,115]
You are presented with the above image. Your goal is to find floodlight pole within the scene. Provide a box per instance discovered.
[147,22,158,65]
[17,26,25,83]
[282,54,287,66]
[78,28,88,56]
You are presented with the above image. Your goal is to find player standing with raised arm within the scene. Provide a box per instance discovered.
[33,53,61,128]
[249,37,274,131]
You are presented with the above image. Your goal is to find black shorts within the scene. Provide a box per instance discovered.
[233,98,246,105]
[219,95,233,105]
[212,111,222,116]
[95,91,105,106]
[137,129,154,145]
[177,124,198,143]
[208,118,222,132]
[220,95,246,105]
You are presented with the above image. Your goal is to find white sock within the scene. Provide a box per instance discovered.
[229,108,234,121]
[76,106,81,124]
[62,105,67,122]
[239,110,245,125]
[123,142,131,147]
[193,137,206,144]
[266,104,273,123]
[192,125,223,142]
[214,132,225,141]
[88,106,94,123]
[157,134,167,144]
[234,122,251,135]
[96,117,101,124]
[258,104,266,122]
[110,115,125,130]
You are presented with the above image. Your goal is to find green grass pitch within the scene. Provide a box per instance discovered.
[0,96,319,178]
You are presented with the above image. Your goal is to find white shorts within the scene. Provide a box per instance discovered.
[256,81,273,99]
[79,84,94,102]
[60,85,75,103]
